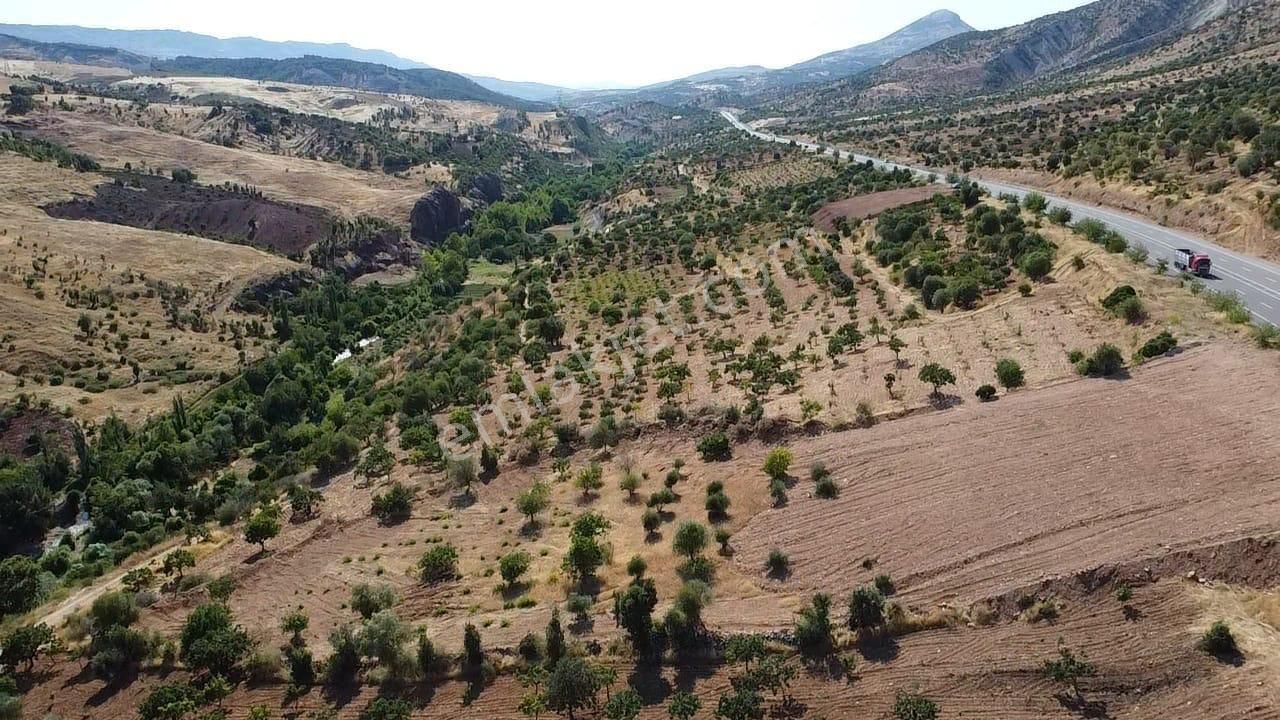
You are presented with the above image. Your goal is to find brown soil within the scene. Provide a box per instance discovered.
[0,404,78,459]
[811,186,942,233]
[44,172,333,257]
[730,344,1280,612]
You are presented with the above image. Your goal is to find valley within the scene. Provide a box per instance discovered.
[0,2,1278,720]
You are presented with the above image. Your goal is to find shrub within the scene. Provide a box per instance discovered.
[1075,344,1125,377]
[994,358,1025,389]
[1198,621,1237,655]
[641,508,661,535]
[1100,285,1137,312]
[1112,295,1146,325]
[418,544,459,584]
[171,167,197,184]
[1137,331,1177,359]
[893,691,939,720]
[371,482,413,524]
[975,384,997,401]
[705,489,731,520]
[697,432,731,461]
[848,587,886,630]
[765,549,790,578]
[350,583,396,619]
[874,574,896,596]
[815,476,839,499]
[763,447,793,480]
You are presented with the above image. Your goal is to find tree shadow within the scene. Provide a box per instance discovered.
[498,582,530,602]
[858,634,900,664]
[928,393,963,410]
[1055,692,1110,719]
[771,697,809,718]
[628,661,673,704]
[449,491,477,509]
[243,547,272,565]
[1121,604,1143,622]
[1206,647,1245,667]
[518,520,543,539]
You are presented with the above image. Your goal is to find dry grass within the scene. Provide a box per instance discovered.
[0,154,300,421]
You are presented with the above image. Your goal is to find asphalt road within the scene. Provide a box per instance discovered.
[720,109,1280,326]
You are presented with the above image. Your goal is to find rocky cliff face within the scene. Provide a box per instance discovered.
[410,187,471,245]
[785,0,1263,112]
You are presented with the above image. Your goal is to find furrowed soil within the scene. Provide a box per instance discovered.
[730,344,1280,610]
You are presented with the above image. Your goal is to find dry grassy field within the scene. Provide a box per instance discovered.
[0,154,299,421]
[15,110,424,221]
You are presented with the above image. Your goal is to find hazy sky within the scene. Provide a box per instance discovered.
[3,0,1094,88]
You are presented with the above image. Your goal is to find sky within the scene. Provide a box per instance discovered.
[2,0,1095,88]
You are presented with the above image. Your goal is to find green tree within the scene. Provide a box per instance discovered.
[545,607,566,668]
[517,481,551,526]
[545,657,604,719]
[0,556,43,615]
[357,439,395,485]
[281,608,309,644]
[448,455,479,496]
[180,602,252,676]
[2,623,54,671]
[575,462,604,499]
[371,481,414,524]
[244,506,281,552]
[613,579,658,653]
[162,548,196,581]
[917,363,956,397]
[672,521,708,560]
[500,550,532,588]
[350,583,397,619]
[138,683,198,720]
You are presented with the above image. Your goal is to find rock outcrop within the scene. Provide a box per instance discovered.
[409,187,469,245]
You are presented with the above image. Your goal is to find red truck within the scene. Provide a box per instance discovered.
[1174,248,1212,277]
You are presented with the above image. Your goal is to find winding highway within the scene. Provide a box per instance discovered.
[720,109,1280,326]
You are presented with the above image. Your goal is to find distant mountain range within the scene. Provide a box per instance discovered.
[0,12,976,105]
[570,10,974,107]
[0,23,431,70]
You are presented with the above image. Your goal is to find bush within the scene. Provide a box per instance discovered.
[874,574,895,596]
[994,358,1024,389]
[171,167,197,184]
[1100,285,1137,312]
[179,603,252,676]
[1112,296,1146,325]
[418,544,459,584]
[847,587,886,630]
[765,549,790,578]
[1198,620,1237,655]
[1075,343,1125,377]
[371,482,414,524]
[975,384,997,401]
[893,691,939,720]
[1137,331,1177,359]
[499,550,531,587]
[762,447,792,480]
[1021,250,1052,280]
[350,583,396,619]
[815,476,839,499]
[705,489,731,520]
[697,432,731,462]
